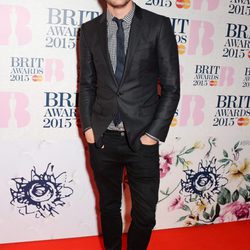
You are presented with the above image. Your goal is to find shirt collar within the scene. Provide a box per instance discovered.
[106,2,135,25]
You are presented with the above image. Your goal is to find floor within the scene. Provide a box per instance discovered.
[0,220,249,250]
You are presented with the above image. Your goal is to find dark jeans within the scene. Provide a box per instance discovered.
[88,130,160,250]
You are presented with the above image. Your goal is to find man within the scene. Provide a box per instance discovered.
[79,0,180,249]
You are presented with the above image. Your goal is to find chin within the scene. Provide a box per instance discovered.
[107,0,131,8]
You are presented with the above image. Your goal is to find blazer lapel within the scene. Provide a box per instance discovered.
[120,5,142,87]
[98,13,118,87]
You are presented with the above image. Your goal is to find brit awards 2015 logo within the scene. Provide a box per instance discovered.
[10,57,44,82]
[223,23,250,59]
[43,92,77,128]
[228,0,250,16]
[0,5,32,45]
[193,65,235,87]
[0,92,30,128]
[170,95,205,127]
[213,95,250,127]
[45,8,100,49]
[242,67,250,87]
[10,57,64,83]
[170,18,214,56]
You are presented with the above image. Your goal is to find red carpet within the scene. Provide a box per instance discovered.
[1,220,249,250]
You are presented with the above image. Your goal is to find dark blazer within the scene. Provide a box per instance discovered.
[79,4,180,151]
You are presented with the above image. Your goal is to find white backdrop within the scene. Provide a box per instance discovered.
[0,0,249,244]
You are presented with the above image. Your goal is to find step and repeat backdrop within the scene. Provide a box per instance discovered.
[0,0,249,244]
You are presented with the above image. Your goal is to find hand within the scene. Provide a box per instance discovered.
[85,128,95,144]
[140,134,158,145]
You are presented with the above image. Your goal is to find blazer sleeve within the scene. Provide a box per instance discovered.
[146,17,180,142]
[79,24,97,131]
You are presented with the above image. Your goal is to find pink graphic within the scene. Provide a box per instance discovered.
[219,67,235,87]
[179,95,205,126]
[180,65,184,84]
[168,195,184,211]
[0,5,32,45]
[45,59,64,82]
[192,0,220,11]
[0,92,30,128]
[216,201,250,223]
[160,152,173,178]
[188,21,214,55]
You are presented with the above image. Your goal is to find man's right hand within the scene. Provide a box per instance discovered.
[85,128,95,144]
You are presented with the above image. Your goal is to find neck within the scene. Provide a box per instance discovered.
[107,1,133,19]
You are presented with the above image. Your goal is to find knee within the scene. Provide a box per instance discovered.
[132,209,156,229]
[100,202,121,216]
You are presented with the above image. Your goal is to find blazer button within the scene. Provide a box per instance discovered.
[116,92,121,97]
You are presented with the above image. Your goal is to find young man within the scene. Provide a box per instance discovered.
[79,0,180,249]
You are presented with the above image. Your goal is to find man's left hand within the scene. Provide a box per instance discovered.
[140,134,158,145]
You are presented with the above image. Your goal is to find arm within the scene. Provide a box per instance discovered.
[146,17,180,142]
[79,24,97,132]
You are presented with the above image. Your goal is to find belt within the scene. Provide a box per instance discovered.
[105,129,126,136]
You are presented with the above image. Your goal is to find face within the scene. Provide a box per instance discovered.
[106,0,131,8]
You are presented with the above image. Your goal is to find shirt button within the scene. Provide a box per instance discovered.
[121,132,125,136]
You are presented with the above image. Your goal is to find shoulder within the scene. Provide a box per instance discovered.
[137,4,170,24]
[80,12,105,31]
[136,4,172,32]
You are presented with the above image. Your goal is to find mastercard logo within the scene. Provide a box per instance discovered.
[32,75,43,82]
[176,0,191,9]
[248,50,250,59]
[171,117,178,127]
[209,80,218,86]
[237,117,249,126]
[178,44,186,55]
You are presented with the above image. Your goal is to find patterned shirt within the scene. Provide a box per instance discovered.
[107,3,135,131]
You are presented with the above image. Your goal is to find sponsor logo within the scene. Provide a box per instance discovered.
[170,109,179,127]
[176,0,191,9]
